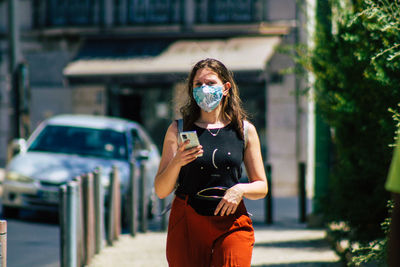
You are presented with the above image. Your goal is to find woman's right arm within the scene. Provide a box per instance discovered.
[154,121,203,199]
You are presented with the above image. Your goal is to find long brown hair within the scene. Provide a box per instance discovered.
[180,58,248,139]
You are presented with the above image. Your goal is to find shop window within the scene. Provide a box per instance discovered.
[196,0,263,23]
[114,0,182,25]
[33,0,100,27]
[270,72,284,84]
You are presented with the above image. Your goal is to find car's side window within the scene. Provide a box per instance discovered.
[131,128,147,150]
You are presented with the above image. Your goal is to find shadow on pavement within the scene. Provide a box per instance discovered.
[255,238,331,250]
[252,262,344,267]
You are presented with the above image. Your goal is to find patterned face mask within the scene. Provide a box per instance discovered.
[193,85,224,113]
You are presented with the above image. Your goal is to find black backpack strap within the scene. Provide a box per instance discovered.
[177,119,183,133]
[176,119,183,144]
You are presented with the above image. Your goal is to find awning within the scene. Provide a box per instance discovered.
[63,36,281,78]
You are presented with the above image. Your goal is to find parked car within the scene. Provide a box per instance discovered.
[2,114,160,222]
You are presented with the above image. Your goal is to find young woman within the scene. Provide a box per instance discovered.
[154,58,268,267]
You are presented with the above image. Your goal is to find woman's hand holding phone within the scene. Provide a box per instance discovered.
[173,139,203,167]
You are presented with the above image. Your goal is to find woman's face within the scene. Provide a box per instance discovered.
[193,68,223,89]
[192,68,230,95]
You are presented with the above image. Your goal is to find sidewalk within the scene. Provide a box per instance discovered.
[88,224,341,267]
[89,225,341,267]
[88,199,341,267]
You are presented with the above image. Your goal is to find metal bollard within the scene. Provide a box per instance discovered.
[0,220,7,267]
[66,182,78,267]
[59,185,67,267]
[113,166,121,241]
[93,168,104,254]
[129,161,137,237]
[107,166,121,245]
[73,177,85,267]
[139,162,148,233]
[265,164,273,224]
[106,169,115,246]
[298,162,307,223]
[83,173,95,265]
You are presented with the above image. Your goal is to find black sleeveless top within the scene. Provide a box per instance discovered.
[175,123,244,197]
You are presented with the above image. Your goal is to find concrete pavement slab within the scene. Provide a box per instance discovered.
[251,224,341,266]
[88,223,341,267]
[89,231,168,267]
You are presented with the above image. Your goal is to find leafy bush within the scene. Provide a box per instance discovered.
[309,0,400,243]
[350,200,392,266]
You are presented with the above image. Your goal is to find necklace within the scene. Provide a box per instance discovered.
[207,128,221,137]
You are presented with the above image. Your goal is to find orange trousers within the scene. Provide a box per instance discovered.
[166,195,254,267]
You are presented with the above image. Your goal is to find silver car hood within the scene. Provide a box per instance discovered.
[6,151,129,184]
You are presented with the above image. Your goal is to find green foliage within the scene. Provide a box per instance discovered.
[388,105,400,141]
[309,0,400,243]
[354,0,400,62]
[350,201,393,266]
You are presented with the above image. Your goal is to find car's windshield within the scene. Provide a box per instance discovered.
[29,125,128,160]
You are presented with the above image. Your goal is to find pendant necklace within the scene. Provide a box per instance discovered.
[207,128,221,137]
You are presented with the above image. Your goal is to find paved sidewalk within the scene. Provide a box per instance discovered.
[88,222,341,267]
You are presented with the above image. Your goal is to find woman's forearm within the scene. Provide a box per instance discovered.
[237,180,268,200]
[154,159,182,199]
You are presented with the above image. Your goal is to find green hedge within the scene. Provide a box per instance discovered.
[310,0,400,243]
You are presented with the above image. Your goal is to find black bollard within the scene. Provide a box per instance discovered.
[139,162,148,233]
[265,164,273,224]
[298,162,307,223]
[129,161,137,237]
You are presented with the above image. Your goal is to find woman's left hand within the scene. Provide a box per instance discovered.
[214,184,244,216]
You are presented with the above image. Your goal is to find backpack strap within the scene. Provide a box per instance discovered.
[177,119,183,133]
[176,119,183,143]
[243,120,249,149]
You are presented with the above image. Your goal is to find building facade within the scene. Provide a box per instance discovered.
[0,0,308,197]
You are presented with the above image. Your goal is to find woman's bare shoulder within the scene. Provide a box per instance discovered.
[165,120,179,138]
[244,120,257,133]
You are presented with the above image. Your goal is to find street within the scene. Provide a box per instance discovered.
[3,209,60,267]
[0,167,59,267]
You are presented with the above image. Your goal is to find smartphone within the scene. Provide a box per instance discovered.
[179,131,203,157]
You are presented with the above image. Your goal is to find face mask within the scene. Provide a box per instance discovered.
[193,85,224,113]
